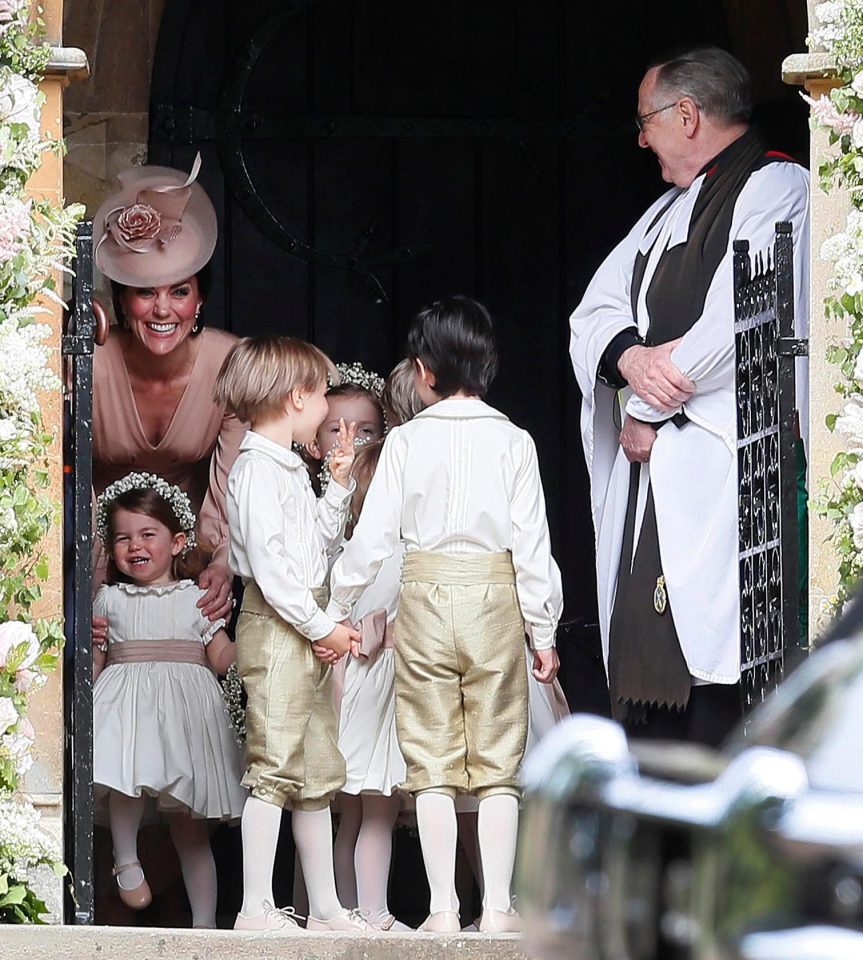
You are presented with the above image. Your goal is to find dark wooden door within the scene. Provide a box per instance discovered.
[149,0,808,713]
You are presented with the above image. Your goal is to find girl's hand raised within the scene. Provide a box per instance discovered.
[328,418,357,488]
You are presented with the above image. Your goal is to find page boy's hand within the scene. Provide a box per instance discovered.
[318,621,362,659]
[532,647,560,684]
[311,641,339,665]
[328,418,357,488]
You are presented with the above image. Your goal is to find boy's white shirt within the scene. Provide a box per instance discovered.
[227,429,353,641]
[326,397,563,649]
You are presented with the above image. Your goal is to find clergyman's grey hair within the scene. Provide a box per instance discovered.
[652,47,752,125]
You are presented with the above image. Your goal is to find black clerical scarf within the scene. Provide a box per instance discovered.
[632,126,784,345]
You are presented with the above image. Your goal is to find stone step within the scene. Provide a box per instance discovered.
[0,926,530,960]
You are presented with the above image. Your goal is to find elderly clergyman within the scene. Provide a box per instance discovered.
[570,47,809,745]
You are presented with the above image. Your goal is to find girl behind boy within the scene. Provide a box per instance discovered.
[330,440,410,931]
[328,297,564,933]
[213,336,368,934]
[92,472,246,928]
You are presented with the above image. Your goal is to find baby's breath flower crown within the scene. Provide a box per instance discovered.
[333,361,385,398]
[96,472,197,553]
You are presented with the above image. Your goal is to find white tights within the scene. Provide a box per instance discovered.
[239,796,345,920]
[417,791,519,915]
[108,791,218,928]
[334,793,400,925]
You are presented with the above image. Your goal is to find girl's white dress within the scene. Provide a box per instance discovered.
[336,547,407,796]
[92,580,247,820]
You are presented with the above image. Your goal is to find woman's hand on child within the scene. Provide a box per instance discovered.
[328,418,358,488]
[317,620,361,660]
[93,615,109,652]
[532,647,560,684]
[196,562,234,621]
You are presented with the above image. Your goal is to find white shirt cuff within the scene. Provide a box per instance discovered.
[297,607,336,642]
[324,597,352,623]
[527,624,556,651]
[324,475,355,506]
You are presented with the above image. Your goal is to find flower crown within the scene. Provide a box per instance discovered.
[95,472,197,553]
[333,361,385,398]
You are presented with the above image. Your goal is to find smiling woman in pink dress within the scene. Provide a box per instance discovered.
[91,155,243,623]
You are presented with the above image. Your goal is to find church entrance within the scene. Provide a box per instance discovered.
[64,0,810,927]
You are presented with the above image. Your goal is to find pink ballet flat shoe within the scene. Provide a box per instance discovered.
[306,908,371,932]
[419,911,461,933]
[478,907,522,933]
[369,913,412,931]
[112,861,152,910]
[234,900,306,933]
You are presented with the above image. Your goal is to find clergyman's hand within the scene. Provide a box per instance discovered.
[617,339,694,412]
[619,415,657,464]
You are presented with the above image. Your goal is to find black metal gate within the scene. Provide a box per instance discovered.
[734,222,806,715]
[63,220,97,924]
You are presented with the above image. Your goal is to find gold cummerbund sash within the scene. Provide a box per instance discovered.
[401,550,515,586]
[106,639,209,668]
[241,580,329,618]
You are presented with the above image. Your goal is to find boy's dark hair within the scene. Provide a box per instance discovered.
[406,296,498,399]
[104,487,211,584]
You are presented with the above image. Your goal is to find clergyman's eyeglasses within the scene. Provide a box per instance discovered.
[635,101,679,133]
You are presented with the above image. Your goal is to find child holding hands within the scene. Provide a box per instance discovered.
[214,336,368,933]
[328,297,563,933]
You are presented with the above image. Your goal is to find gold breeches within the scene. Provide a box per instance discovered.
[394,551,528,799]
[236,582,345,810]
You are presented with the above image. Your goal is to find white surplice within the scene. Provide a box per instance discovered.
[570,160,809,684]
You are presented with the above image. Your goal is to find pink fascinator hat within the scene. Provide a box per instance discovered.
[93,153,217,287]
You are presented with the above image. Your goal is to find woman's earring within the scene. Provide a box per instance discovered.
[192,304,202,335]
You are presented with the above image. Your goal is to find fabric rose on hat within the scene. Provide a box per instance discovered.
[0,620,39,670]
[116,203,162,244]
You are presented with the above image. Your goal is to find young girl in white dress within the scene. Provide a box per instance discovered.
[330,440,410,931]
[299,367,410,930]
[92,472,246,928]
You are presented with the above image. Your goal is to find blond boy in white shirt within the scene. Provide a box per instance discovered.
[214,336,369,934]
[327,297,563,933]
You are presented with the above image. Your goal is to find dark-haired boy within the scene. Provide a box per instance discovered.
[327,296,563,933]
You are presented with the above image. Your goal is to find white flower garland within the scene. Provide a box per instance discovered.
[95,472,198,552]
[0,7,81,922]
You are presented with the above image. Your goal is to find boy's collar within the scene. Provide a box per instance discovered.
[413,396,509,422]
[239,429,307,469]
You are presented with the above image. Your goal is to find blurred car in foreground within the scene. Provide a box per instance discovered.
[517,634,863,960]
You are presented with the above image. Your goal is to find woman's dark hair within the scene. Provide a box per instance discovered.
[326,382,386,434]
[406,296,498,398]
[104,487,211,584]
[110,262,213,335]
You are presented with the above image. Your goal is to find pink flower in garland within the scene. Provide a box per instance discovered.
[0,196,30,263]
[801,91,857,137]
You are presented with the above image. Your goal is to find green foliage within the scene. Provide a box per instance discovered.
[0,3,82,925]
